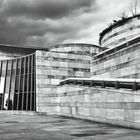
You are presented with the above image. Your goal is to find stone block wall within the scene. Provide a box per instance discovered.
[91,40,140,78]
[100,15,140,49]
[49,43,100,55]
[35,50,92,112]
[45,85,140,129]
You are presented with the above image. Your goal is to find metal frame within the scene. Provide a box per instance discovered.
[0,53,36,111]
[7,60,13,110]
[21,57,26,110]
[2,60,8,110]
[0,61,3,110]
[26,56,30,111]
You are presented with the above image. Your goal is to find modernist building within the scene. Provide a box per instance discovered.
[1,14,140,114]
[0,43,100,112]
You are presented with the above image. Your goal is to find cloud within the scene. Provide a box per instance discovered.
[1,0,94,19]
[0,0,139,47]
[0,0,98,47]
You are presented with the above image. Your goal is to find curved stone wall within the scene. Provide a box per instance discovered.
[91,36,140,79]
[49,43,100,56]
[100,15,140,49]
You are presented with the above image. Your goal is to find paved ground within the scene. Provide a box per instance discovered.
[0,114,140,140]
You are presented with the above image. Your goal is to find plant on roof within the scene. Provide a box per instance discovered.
[99,0,139,45]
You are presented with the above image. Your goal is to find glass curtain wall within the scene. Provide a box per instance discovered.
[0,53,36,111]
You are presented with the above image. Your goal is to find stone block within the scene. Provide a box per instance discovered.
[134,110,140,123]
[107,109,124,120]
[124,109,134,122]
[124,93,134,102]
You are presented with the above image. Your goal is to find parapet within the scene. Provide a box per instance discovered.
[100,14,140,49]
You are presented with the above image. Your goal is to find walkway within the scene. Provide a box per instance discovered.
[0,114,140,140]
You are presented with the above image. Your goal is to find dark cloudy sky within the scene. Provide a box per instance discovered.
[0,0,139,48]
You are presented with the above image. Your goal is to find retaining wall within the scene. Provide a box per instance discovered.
[45,85,140,129]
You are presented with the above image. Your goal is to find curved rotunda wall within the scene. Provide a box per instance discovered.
[91,36,140,79]
[100,15,140,49]
[49,43,100,56]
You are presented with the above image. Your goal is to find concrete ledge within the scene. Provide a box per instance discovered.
[0,111,37,115]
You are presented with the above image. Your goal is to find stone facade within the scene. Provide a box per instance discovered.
[91,37,140,78]
[45,84,140,129]
[35,44,100,112]
[100,15,140,49]
[49,43,100,55]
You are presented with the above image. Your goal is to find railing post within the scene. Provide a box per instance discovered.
[82,80,85,86]
[91,81,95,87]
[90,80,93,87]
[115,81,119,89]
[132,82,137,91]
[101,81,105,88]
[74,80,77,85]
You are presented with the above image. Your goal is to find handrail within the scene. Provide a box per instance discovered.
[59,77,140,91]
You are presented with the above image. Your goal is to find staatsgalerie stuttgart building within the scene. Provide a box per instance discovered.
[1,14,140,113]
[0,43,101,111]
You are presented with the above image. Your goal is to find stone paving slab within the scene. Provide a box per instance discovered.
[0,114,140,140]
